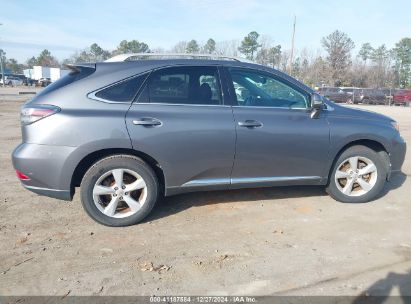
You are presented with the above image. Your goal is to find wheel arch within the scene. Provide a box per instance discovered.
[70,148,165,198]
[327,139,390,184]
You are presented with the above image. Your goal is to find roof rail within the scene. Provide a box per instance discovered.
[105,53,253,63]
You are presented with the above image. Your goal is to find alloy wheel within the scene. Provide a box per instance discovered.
[334,156,378,197]
[92,168,147,218]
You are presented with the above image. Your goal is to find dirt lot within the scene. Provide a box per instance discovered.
[0,87,410,297]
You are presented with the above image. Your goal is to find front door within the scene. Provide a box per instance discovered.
[225,67,330,187]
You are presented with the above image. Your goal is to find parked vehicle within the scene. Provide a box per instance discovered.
[341,87,362,104]
[360,89,388,105]
[393,90,411,106]
[380,88,398,105]
[23,78,36,86]
[12,54,406,226]
[318,87,350,103]
[1,76,23,86]
[36,77,52,87]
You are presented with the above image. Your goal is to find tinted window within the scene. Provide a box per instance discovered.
[229,68,309,108]
[138,66,222,105]
[95,73,148,102]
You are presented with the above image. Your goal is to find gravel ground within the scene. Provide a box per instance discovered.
[0,87,410,297]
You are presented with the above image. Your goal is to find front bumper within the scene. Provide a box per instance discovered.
[12,143,76,201]
[390,134,407,174]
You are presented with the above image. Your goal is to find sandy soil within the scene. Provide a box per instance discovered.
[0,87,410,297]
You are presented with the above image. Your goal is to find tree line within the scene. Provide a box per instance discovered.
[1,30,410,88]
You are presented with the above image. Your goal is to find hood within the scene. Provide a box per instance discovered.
[327,101,394,123]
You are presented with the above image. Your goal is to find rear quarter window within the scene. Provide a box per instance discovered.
[36,66,95,97]
[94,73,148,102]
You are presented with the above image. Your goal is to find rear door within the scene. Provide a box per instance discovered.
[125,65,236,193]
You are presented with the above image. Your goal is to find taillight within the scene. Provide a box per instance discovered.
[16,170,30,181]
[20,104,60,125]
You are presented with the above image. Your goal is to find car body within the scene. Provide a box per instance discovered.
[23,78,36,86]
[12,54,406,226]
[380,88,399,105]
[318,87,350,103]
[360,89,388,105]
[36,77,52,87]
[1,76,23,86]
[393,89,411,106]
[340,87,363,104]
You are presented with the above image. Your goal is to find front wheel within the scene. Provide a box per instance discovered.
[326,146,387,203]
[80,155,159,226]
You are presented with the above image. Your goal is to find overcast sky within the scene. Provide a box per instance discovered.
[1,0,410,62]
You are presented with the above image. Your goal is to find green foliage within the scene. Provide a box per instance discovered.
[392,38,411,88]
[8,33,409,89]
[36,49,59,67]
[114,40,150,54]
[358,43,374,62]
[238,31,261,60]
[321,30,355,86]
[26,56,37,68]
[90,43,111,60]
[371,44,389,62]
[6,58,25,73]
[63,43,111,64]
[203,38,216,54]
[186,40,200,53]
[256,45,281,67]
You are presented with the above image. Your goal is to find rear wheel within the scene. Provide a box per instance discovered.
[326,146,387,203]
[80,155,159,226]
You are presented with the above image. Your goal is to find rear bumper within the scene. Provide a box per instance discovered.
[22,184,71,201]
[12,143,76,201]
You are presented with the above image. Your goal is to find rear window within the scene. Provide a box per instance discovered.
[94,73,148,102]
[36,66,95,97]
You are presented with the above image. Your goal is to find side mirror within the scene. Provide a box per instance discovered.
[310,93,323,119]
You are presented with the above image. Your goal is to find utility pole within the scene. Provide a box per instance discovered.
[0,49,5,88]
[0,23,4,87]
[289,15,296,75]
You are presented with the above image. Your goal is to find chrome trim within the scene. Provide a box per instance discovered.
[23,185,68,192]
[87,91,131,104]
[182,178,230,187]
[231,176,321,184]
[134,102,231,108]
[232,105,308,110]
[181,176,321,187]
[105,53,253,63]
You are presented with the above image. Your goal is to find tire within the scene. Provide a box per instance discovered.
[326,145,387,203]
[80,155,159,227]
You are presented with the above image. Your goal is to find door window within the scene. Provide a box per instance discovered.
[138,66,222,105]
[229,68,309,109]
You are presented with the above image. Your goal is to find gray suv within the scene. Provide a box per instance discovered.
[12,54,406,227]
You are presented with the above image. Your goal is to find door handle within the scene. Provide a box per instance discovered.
[132,118,162,126]
[238,120,263,128]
